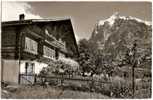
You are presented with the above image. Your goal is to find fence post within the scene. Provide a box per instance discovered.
[61,74,64,86]
[91,77,94,92]
[34,74,37,84]
[18,73,21,84]
[110,81,113,97]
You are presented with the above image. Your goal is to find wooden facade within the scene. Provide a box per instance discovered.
[1,18,78,84]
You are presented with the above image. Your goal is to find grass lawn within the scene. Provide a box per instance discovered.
[2,85,109,99]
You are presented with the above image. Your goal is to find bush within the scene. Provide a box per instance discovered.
[111,76,132,98]
[39,58,79,76]
[135,78,151,98]
[1,81,9,88]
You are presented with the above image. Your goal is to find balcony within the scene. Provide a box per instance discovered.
[44,29,67,53]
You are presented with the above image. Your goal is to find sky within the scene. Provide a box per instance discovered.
[2,2,152,41]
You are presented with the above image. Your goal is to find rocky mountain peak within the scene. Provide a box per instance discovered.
[98,12,120,26]
[89,13,151,59]
[98,12,151,27]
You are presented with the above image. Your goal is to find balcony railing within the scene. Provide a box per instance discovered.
[45,29,67,52]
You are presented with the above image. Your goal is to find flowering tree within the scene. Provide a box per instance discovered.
[39,58,79,77]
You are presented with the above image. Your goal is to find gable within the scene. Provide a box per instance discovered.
[2,19,79,57]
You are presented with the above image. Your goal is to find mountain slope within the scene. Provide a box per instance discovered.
[89,13,151,62]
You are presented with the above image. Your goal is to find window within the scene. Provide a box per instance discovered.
[25,37,38,54]
[43,46,55,59]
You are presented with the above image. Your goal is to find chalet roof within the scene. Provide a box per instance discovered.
[2,18,71,27]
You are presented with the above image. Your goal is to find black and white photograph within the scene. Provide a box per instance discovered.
[1,1,152,99]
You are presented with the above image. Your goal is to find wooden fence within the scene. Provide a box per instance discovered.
[19,74,111,85]
[19,74,152,98]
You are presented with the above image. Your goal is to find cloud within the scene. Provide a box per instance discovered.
[2,2,42,21]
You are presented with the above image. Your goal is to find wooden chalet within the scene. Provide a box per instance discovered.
[1,14,78,84]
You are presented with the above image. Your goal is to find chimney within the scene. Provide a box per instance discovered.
[19,14,25,21]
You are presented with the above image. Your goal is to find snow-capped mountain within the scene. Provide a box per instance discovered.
[89,13,151,61]
[98,12,151,27]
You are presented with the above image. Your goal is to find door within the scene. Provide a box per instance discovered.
[21,62,35,84]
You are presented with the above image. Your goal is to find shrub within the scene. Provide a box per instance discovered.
[110,76,132,98]
[58,58,79,76]
[39,58,79,76]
